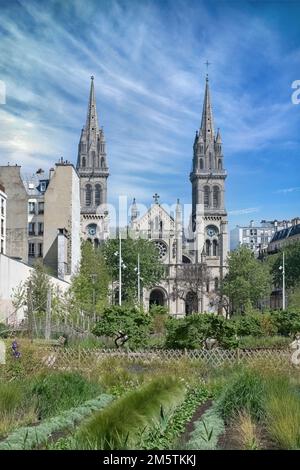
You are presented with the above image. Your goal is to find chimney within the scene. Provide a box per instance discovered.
[49,168,55,180]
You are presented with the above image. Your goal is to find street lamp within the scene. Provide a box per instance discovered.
[114,231,126,306]
[279,251,286,310]
[134,253,141,305]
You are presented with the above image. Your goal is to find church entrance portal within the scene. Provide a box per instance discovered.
[149,289,165,308]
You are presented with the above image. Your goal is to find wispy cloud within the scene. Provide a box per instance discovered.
[229,207,260,216]
[0,0,299,222]
[275,187,300,194]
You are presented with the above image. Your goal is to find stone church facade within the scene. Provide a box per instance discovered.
[77,76,228,316]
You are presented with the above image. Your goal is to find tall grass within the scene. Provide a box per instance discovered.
[76,376,185,449]
[216,368,266,423]
[31,371,101,419]
[264,375,300,449]
[234,410,262,450]
[0,382,36,437]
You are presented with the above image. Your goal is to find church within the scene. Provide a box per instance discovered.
[76,75,229,316]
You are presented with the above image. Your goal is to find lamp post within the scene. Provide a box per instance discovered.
[279,251,286,310]
[119,231,122,306]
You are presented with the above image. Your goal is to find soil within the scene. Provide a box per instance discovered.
[217,421,279,450]
[177,399,213,448]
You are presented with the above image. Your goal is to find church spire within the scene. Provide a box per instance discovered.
[200,75,214,142]
[85,75,99,134]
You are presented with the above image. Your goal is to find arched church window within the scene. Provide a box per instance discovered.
[206,239,211,256]
[213,239,218,256]
[204,186,210,208]
[209,152,213,169]
[101,157,105,168]
[159,221,163,239]
[95,184,101,206]
[82,156,86,168]
[85,184,92,206]
[213,186,220,208]
[199,158,204,170]
[218,159,222,170]
[91,151,96,168]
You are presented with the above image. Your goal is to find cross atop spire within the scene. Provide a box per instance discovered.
[200,74,214,143]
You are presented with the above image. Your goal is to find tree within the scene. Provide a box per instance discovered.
[172,263,210,314]
[92,305,153,349]
[70,241,109,316]
[269,241,300,291]
[222,246,272,315]
[101,238,164,303]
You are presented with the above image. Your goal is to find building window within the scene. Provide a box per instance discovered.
[28,223,35,236]
[29,202,36,214]
[85,184,92,206]
[38,202,44,214]
[213,186,220,208]
[205,239,211,256]
[28,243,35,257]
[213,239,218,256]
[95,184,101,206]
[206,279,210,292]
[214,277,219,291]
[1,239,3,254]
[82,156,86,168]
[39,181,46,192]
[1,219,3,236]
[204,186,210,208]
[218,159,222,169]
[1,199,4,216]
[38,243,43,257]
[199,158,204,170]
[101,157,105,168]
[38,222,44,235]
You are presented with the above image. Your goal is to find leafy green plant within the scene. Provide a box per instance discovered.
[238,335,290,349]
[216,368,266,422]
[184,404,225,450]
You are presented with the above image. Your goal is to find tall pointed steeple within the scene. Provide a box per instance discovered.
[200,75,214,143]
[85,76,99,135]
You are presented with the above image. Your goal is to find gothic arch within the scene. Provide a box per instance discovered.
[149,287,167,309]
[199,158,204,170]
[82,156,86,168]
[185,291,198,315]
[85,184,92,206]
[213,185,220,208]
[205,239,211,256]
[204,185,210,208]
[218,159,222,170]
[95,183,102,206]
[213,239,218,256]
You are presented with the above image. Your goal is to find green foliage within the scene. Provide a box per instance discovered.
[140,385,209,450]
[92,305,153,349]
[264,374,300,449]
[184,404,225,450]
[288,283,300,309]
[223,246,272,314]
[70,240,109,316]
[0,322,10,338]
[102,237,164,302]
[271,309,300,336]
[1,339,45,381]
[238,335,290,349]
[31,371,101,419]
[234,313,278,337]
[76,376,184,450]
[269,241,300,290]
[0,394,113,450]
[165,314,238,350]
[216,369,266,423]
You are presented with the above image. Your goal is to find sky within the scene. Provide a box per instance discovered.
[0,0,299,229]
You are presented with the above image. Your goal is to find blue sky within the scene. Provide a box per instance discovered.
[0,0,299,229]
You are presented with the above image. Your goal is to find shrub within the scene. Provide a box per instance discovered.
[92,305,152,349]
[238,335,290,349]
[216,369,266,423]
[234,313,277,338]
[271,309,300,337]
[165,314,238,350]
[31,371,100,419]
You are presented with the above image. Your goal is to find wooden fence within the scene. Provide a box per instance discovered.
[41,347,290,370]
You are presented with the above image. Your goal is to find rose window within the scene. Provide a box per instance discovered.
[154,241,168,260]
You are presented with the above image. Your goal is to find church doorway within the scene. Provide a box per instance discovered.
[149,288,166,308]
[185,292,198,315]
